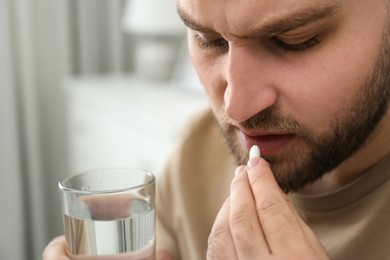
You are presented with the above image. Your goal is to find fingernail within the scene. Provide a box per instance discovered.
[247,157,260,171]
[247,145,261,170]
[235,165,246,176]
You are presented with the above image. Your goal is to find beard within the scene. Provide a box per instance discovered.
[218,20,390,193]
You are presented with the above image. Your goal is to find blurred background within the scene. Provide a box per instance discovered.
[0,0,207,259]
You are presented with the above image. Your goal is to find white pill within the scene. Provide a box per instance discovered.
[249,145,261,159]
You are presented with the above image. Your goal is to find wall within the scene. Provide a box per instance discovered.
[0,1,27,259]
[1,0,70,258]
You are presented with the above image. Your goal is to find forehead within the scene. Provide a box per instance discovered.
[177,0,341,35]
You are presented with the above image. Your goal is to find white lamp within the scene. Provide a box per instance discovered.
[122,0,186,79]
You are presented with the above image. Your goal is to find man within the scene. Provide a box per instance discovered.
[44,0,390,259]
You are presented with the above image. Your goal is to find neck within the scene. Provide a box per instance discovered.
[300,111,390,195]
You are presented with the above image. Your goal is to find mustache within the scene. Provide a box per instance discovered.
[223,108,307,135]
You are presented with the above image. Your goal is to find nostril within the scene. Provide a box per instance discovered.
[224,82,278,123]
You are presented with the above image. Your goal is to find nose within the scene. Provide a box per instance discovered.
[224,44,277,122]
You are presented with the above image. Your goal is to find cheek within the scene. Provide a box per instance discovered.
[278,54,373,134]
[188,40,227,112]
[278,19,384,133]
[285,1,386,131]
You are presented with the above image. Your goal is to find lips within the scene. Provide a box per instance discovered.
[236,128,296,156]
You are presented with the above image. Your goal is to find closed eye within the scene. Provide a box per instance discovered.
[193,34,229,50]
[271,36,319,53]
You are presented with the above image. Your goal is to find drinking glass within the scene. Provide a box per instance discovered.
[58,168,155,260]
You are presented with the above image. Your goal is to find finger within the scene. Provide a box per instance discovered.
[293,211,328,258]
[247,157,309,253]
[207,197,238,260]
[156,248,174,260]
[42,236,70,260]
[81,193,141,220]
[229,166,270,259]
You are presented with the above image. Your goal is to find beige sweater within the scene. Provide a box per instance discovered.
[156,108,390,260]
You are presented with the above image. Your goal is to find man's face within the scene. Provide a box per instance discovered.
[177,0,390,192]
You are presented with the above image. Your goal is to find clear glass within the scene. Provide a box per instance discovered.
[59,168,155,260]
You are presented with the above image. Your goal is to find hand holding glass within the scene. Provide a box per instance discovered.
[59,168,156,259]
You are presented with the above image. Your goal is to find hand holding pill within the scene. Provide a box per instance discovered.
[207,145,329,260]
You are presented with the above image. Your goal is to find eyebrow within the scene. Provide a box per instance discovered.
[177,3,341,38]
[177,7,219,34]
